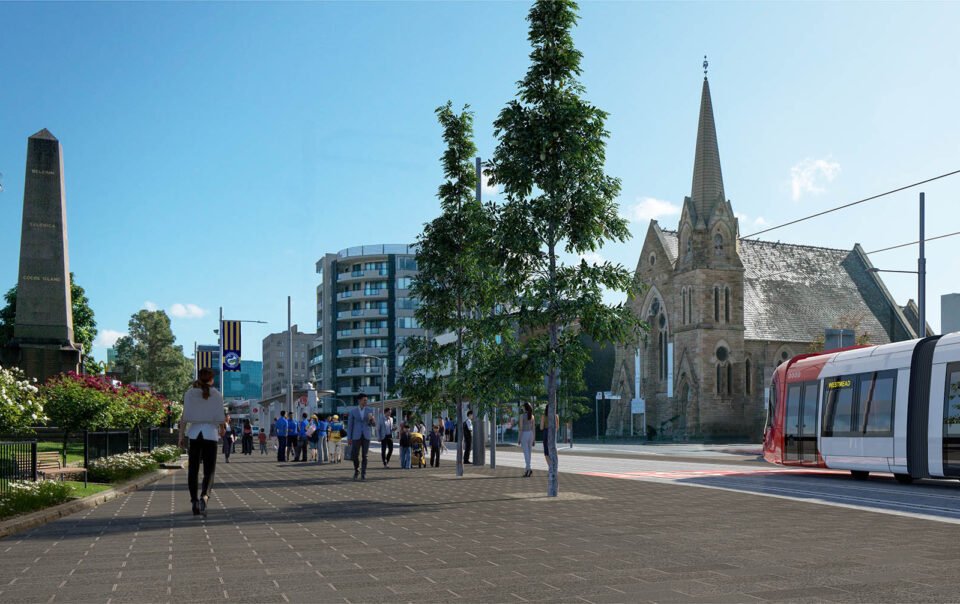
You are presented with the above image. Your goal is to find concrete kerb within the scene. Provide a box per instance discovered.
[0,465,181,541]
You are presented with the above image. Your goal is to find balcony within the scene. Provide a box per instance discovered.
[336,366,364,377]
[336,329,357,340]
[336,291,354,301]
[338,385,382,397]
[336,347,389,359]
[362,288,388,299]
[309,355,324,366]
[363,327,381,335]
[336,268,389,283]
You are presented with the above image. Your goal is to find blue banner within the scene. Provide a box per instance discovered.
[222,320,241,372]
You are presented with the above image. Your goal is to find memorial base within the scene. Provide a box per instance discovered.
[1,341,81,383]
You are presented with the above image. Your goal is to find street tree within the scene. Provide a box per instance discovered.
[397,101,505,476]
[487,0,644,496]
[0,274,99,373]
[113,309,193,401]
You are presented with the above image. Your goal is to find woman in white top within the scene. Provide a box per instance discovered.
[518,402,535,477]
[178,367,225,516]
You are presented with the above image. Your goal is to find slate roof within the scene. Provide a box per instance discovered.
[657,231,916,344]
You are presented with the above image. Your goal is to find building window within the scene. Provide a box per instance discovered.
[745,359,752,395]
[398,317,420,329]
[396,277,414,289]
[714,287,720,322]
[716,364,722,394]
[685,237,692,260]
[714,233,724,257]
[658,332,663,380]
[727,363,732,395]
[682,289,687,325]
[724,286,730,323]
[649,253,656,267]
[397,257,418,271]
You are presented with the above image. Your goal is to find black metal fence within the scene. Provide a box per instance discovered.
[0,441,37,495]
[84,430,130,468]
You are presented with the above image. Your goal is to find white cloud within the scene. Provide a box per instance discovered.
[735,213,769,228]
[579,252,606,266]
[95,329,125,348]
[144,301,158,311]
[791,158,840,201]
[479,172,500,197]
[169,303,209,319]
[621,197,681,222]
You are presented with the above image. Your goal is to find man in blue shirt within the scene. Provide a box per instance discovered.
[295,412,310,462]
[275,411,288,462]
[286,415,298,461]
[346,393,377,480]
[318,415,329,463]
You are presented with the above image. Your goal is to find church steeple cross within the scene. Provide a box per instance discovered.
[703,55,709,78]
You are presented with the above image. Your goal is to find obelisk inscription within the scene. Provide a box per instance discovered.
[9,129,81,380]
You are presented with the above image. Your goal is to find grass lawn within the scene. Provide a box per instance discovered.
[36,441,85,466]
[63,481,111,498]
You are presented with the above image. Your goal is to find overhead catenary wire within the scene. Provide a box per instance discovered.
[740,169,960,240]
[866,230,960,255]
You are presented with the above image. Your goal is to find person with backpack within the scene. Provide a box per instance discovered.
[328,415,344,463]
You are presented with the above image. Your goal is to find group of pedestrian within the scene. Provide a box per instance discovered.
[273,411,346,464]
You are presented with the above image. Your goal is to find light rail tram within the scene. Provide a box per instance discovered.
[763,332,960,483]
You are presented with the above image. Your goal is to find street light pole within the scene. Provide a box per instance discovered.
[919,192,926,335]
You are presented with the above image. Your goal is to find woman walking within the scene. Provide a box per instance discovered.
[178,367,225,517]
[519,402,535,477]
[242,419,253,455]
[221,419,236,463]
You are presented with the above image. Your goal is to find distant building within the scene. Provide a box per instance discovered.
[106,347,118,366]
[262,325,315,400]
[943,294,960,335]
[310,244,428,409]
[608,73,922,441]
[222,360,262,401]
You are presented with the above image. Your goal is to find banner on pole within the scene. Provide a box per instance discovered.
[222,320,242,372]
[197,350,213,372]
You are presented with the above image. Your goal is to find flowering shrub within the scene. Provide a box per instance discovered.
[87,452,158,483]
[0,480,72,519]
[0,365,46,434]
[150,445,183,463]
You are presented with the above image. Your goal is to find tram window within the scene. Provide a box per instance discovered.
[766,379,778,429]
[944,365,960,437]
[822,375,855,436]
[786,384,802,435]
[801,382,818,436]
[859,370,896,436]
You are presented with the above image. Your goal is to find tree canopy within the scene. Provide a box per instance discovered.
[487,0,644,496]
[112,309,193,401]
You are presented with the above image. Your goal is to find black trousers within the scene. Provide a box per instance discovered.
[381,437,393,465]
[430,446,440,467]
[463,432,472,463]
[188,435,218,503]
[351,437,370,475]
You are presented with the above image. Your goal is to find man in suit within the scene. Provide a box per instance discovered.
[347,393,377,481]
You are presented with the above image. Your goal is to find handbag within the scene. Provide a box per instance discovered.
[306,424,316,437]
[339,428,348,438]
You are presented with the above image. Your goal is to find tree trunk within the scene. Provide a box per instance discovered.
[490,406,496,469]
[547,235,559,497]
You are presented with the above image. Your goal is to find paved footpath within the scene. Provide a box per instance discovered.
[1,452,960,603]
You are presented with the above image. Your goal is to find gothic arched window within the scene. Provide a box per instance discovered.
[716,364,722,394]
[714,233,724,257]
[682,289,687,325]
[724,286,731,323]
[745,359,752,395]
[727,363,732,395]
[714,287,720,322]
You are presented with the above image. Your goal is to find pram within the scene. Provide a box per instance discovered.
[410,432,426,468]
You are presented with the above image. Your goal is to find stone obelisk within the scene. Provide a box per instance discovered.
[7,129,82,381]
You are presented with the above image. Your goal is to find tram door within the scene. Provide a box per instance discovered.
[943,362,960,476]
[784,381,819,462]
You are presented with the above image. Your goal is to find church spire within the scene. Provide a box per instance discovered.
[689,60,725,220]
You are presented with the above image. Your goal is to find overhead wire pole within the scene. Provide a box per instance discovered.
[919,192,926,335]
[288,296,293,420]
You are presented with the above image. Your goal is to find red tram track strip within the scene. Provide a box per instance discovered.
[579,467,848,480]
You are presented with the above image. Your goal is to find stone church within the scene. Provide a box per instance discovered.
[606,74,923,440]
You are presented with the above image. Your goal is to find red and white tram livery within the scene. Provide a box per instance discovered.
[763,333,960,483]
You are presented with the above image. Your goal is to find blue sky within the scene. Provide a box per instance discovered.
[2,1,958,363]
